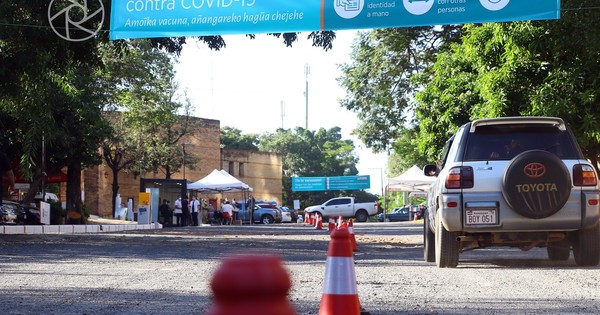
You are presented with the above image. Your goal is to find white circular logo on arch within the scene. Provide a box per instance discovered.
[480,0,510,11]
[334,0,364,19]
[403,0,434,16]
[48,0,105,42]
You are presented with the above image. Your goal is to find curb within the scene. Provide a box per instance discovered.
[0,223,162,235]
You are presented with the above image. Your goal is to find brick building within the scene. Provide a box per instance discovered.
[82,116,282,217]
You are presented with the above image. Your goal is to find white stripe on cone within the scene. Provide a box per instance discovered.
[322,257,357,295]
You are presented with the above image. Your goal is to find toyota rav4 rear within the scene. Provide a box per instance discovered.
[423,117,600,267]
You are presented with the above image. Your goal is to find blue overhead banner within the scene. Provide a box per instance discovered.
[110,1,561,40]
[292,177,327,192]
[292,175,371,191]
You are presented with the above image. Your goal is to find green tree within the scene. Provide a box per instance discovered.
[338,26,463,154]
[221,127,260,151]
[260,127,369,207]
[416,1,600,166]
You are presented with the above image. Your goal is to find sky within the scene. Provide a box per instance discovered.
[173,30,388,195]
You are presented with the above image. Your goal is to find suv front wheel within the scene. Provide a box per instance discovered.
[435,211,460,268]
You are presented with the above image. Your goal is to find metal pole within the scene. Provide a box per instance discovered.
[182,143,186,179]
[304,64,310,130]
[41,132,46,201]
[380,168,386,221]
[370,167,385,221]
[281,100,285,129]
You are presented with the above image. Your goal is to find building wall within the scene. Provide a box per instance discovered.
[221,149,283,205]
[83,116,282,217]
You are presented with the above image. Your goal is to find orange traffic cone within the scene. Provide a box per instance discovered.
[348,219,358,251]
[319,225,361,315]
[315,214,323,230]
[337,216,344,228]
[306,213,312,225]
[207,254,296,315]
[327,217,335,232]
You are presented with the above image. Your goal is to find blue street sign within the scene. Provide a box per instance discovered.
[292,177,326,192]
[292,175,371,191]
[110,0,560,40]
[327,175,371,190]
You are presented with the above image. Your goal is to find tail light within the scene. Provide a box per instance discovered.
[573,164,597,186]
[445,166,474,189]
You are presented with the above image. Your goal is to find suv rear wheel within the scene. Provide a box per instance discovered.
[435,211,460,268]
[571,223,600,266]
[424,211,435,263]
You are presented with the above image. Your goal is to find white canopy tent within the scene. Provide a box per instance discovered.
[387,165,435,192]
[188,169,252,193]
[385,165,434,220]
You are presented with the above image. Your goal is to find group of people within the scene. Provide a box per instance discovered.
[215,199,238,225]
[158,195,256,226]
[159,194,207,227]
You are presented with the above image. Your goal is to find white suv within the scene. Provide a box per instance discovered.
[423,117,600,267]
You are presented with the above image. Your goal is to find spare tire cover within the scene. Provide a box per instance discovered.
[502,150,571,219]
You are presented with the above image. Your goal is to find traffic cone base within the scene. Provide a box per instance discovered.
[320,294,360,315]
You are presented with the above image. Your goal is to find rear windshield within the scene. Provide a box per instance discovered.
[464,124,580,161]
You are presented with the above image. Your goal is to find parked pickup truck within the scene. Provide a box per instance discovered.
[304,197,378,222]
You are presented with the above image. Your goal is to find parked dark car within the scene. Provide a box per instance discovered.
[378,207,411,222]
[1,200,40,225]
[210,202,282,225]
[1,201,18,224]
[18,203,41,225]
[255,203,283,223]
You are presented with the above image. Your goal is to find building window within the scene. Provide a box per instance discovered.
[239,162,244,177]
[228,161,234,175]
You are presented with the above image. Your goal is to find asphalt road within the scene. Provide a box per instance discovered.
[1,221,599,314]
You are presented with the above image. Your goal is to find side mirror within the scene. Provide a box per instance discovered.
[424,164,439,177]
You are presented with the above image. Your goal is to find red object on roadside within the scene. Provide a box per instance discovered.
[327,217,335,232]
[348,219,358,251]
[207,254,296,315]
[319,226,361,315]
[315,213,323,230]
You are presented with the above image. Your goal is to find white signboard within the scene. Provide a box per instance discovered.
[40,201,51,225]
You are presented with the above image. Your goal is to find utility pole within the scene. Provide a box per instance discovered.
[280,100,285,129]
[304,64,310,130]
[370,167,386,220]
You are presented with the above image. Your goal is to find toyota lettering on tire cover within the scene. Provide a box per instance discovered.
[502,150,571,219]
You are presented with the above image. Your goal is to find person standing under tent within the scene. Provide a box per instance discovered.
[181,194,190,226]
[159,199,171,225]
[221,200,234,225]
[174,195,183,227]
[231,198,239,221]
[190,195,200,226]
